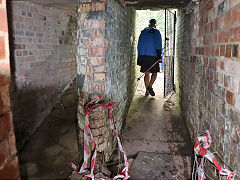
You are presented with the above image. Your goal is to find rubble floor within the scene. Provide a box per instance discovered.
[18,116,79,179]
[122,72,193,179]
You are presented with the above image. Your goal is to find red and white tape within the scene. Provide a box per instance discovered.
[69,95,130,180]
[193,130,236,180]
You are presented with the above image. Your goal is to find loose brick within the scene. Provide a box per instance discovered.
[226,90,234,105]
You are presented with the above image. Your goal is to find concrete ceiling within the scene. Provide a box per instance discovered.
[125,0,190,9]
[13,0,78,9]
[13,0,190,10]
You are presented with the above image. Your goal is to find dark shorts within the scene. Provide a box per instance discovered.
[137,55,160,73]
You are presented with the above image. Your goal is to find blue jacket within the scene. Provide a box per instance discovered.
[137,27,162,57]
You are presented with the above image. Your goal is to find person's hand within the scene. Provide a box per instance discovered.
[158,57,162,63]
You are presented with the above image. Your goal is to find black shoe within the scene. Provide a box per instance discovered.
[147,87,155,96]
[145,89,150,96]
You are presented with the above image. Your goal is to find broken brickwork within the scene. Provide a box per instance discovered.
[9,1,78,148]
[0,0,20,178]
[77,0,137,161]
[176,0,240,177]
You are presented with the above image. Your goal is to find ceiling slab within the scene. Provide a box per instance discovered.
[13,0,190,10]
[125,0,190,9]
[13,0,78,9]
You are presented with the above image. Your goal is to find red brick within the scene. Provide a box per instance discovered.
[225,45,232,58]
[226,90,234,105]
[230,26,240,42]
[90,38,104,47]
[207,0,214,9]
[0,0,2,4]
[94,65,105,72]
[86,66,93,73]
[220,45,225,56]
[215,45,220,56]
[0,36,5,59]
[0,157,20,179]
[231,8,239,25]
[92,29,104,37]
[0,113,11,141]
[89,48,104,56]
[82,21,91,29]
[220,60,225,70]
[0,139,9,164]
[218,31,230,43]
[225,11,231,28]
[92,2,105,11]
[94,73,105,81]
[0,74,10,86]
[204,46,212,56]
[0,8,8,32]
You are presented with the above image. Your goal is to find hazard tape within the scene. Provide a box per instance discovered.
[69,95,130,180]
[193,130,236,180]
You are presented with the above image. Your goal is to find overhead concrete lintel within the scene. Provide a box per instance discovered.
[13,0,78,9]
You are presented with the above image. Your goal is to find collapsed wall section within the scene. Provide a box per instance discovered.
[9,1,78,148]
[176,0,240,176]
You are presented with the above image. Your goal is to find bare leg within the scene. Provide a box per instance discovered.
[144,72,150,88]
[149,73,157,87]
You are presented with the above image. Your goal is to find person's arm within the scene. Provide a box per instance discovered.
[155,30,162,61]
[137,31,143,55]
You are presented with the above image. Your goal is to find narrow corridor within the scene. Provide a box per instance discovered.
[122,75,192,179]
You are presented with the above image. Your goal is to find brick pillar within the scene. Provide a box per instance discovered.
[77,0,106,94]
[0,0,20,179]
[76,0,107,150]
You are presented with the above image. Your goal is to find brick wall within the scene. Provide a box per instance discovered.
[76,0,137,160]
[176,0,240,177]
[105,0,137,134]
[9,1,78,148]
[0,0,20,179]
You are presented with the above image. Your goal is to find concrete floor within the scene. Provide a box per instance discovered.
[122,72,193,179]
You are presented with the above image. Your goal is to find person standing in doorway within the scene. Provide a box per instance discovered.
[137,19,162,96]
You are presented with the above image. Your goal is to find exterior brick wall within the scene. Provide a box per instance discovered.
[76,0,137,161]
[176,0,240,177]
[0,0,20,179]
[9,1,78,148]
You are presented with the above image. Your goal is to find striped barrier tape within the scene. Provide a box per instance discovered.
[194,130,236,180]
[69,95,130,180]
